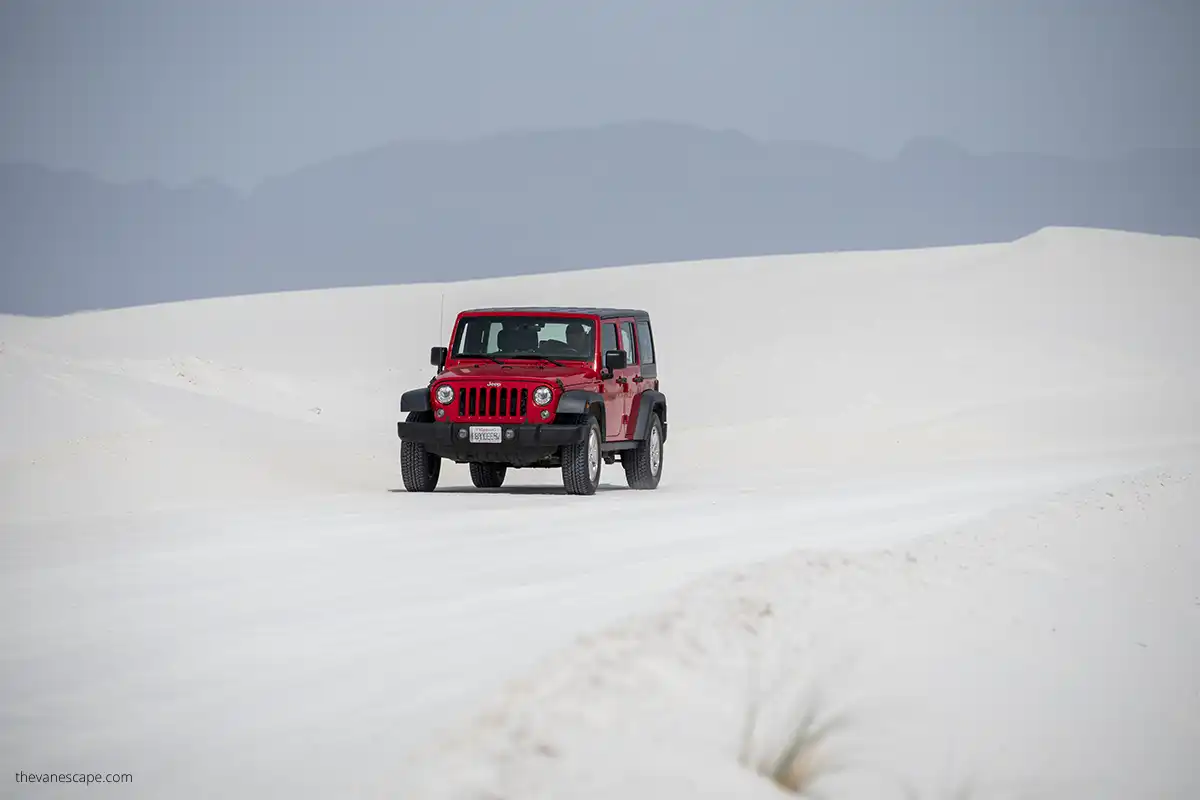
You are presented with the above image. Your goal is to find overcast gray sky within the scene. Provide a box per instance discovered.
[2,0,1197,188]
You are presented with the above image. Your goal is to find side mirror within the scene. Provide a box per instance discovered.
[430,346,448,370]
[604,349,627,372]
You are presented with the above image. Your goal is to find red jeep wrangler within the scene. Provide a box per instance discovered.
[396,307,666,495]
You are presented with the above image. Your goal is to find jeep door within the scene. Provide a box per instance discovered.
[626,317,659,439]
[607,317,642,440]
[599,320,627,441]
[616,318,646,439]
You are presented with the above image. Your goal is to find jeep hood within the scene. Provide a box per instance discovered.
[436,361,595,384]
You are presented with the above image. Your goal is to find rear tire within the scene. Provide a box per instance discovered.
[469,462,507,489]
[623,411,663,490]
[562,417,602,495]
[400,411,441,492]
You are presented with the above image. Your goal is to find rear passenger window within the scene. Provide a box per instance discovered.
[601,323,618,354]
[620,321,638,364]
[636,320,655,364]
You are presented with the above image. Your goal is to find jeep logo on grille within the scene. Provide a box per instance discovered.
[486,381,502,387]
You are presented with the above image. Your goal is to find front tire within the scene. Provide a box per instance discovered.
[400,411,441,492]
[562,417,602,495]
[623,411,663,490]
[469,462,507,489]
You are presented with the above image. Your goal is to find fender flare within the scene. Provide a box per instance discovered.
[400,387,431,413]
[631,390,668,442]
[557,390,605,429]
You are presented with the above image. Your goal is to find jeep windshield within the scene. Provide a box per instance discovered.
[451,316,596,362]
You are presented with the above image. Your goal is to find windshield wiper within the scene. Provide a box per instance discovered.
[463,354,505,365]
[507,353,564,367]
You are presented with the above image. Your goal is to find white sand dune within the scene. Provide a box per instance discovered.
[401,465,1200,800]
[1,226,1198,798]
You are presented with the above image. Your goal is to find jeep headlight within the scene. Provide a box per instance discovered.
[435,384,455,405]
[532,385,553,407]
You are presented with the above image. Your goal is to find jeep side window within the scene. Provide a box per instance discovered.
[601,323,618,357]
[620,321,637,365]
[636,320,655,365]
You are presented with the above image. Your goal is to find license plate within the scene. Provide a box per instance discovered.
[468,426,502,444]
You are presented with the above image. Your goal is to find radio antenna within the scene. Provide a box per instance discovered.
[438,291,445,340]
[430,290,448,378]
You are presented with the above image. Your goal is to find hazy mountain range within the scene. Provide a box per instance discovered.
[2,121,1197,316]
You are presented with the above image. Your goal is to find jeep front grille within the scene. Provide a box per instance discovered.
[457,386,528,420]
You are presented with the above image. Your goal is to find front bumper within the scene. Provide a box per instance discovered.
[397,420,589,463]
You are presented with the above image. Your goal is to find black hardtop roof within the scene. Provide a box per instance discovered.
[460,306,650,320]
